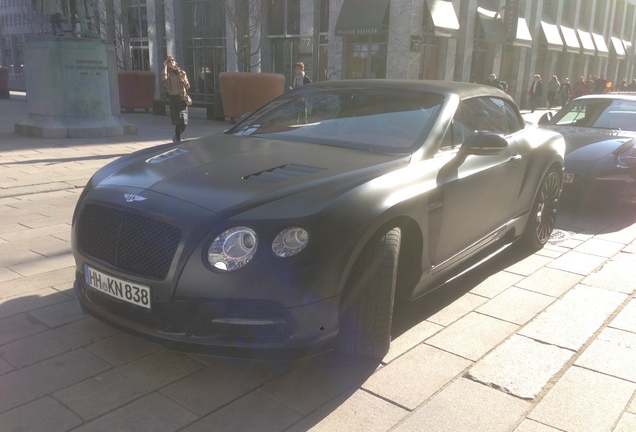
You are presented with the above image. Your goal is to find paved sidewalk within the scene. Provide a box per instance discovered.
[1,93,636,431]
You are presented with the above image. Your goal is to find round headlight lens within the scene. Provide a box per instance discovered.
[272,227,309,257]
[208,227,257,272]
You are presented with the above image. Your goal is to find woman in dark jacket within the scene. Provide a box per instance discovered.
[527,74,543,113]
[162,56,190,142]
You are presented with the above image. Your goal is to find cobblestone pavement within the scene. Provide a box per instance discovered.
[1,93,636,431]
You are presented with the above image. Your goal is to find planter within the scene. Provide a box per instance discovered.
[219,72,285,122]
[118,70,156,112]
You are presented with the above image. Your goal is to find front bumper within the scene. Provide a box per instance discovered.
[75,271,340,360]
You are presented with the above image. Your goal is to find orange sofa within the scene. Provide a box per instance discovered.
[117,70,156,112]
[219,72,285,122]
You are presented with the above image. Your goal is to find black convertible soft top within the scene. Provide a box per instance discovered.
[298,79,513,103]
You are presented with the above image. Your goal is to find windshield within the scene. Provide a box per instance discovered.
[227,88,444,153]
[549,98,636,131]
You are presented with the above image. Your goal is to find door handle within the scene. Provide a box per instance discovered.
[509,154,522,162]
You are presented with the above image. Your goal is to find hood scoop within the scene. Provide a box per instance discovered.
[244,163,326,183]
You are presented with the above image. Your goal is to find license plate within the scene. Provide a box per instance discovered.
[563,173,574,184]
[83,264,151,309]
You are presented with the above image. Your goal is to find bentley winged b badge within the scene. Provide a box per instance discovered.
[124,193,147,203]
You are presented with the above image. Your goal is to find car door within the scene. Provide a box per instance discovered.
[432,97,525,267]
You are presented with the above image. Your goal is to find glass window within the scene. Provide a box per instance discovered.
[319,0,329,33]
[228,88,444,153]
[183,0,227,101]
[127,0,149,70]
[267,0,300,36]
[550,99,636,131]
[452,97,523,140]
[346,37,387,79]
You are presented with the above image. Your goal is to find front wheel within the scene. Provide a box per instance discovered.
[520,168,562,251]
[337,228,401,359]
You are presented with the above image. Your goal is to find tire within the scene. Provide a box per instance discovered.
[520,168,562,251]
[337,228,401,359]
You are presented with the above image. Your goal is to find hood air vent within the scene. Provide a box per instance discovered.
[244,164,325,183]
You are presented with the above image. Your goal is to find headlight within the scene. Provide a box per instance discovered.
[272,227,309,257]
[207,227,257,272]
[617,140,636,168]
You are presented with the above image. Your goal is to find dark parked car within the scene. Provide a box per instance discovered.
[72,80,564,360]
[538,94,636,204]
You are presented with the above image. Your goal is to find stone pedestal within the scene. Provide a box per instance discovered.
[15,38,137,138]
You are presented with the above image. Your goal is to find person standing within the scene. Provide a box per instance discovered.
[527,74,543,113]
[557,77,571,106]
[485,73,504,90]
[291,62,311,89]
[547,75,560,109]
[162,56,190,143]
[616,79,627,92]
[586,74,596,95]
[595,74,608,94]
[571,76,587,100]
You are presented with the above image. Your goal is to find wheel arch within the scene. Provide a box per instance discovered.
[338,215,423,303]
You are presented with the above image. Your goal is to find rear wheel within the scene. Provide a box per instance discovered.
[337,228,401,359]
[520,168,562,250]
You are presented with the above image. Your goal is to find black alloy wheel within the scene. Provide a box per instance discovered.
[521,168,562,250]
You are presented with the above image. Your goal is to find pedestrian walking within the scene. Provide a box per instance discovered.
[527,74,543,113]
[557,78,571,106]
[162,55,190,143]
[616,79,627,92]
[291,62,311,89]
[485,73,504,91]
[571,76,587,100]
[547,75,560,109]
[586,74,596,95]
[594,74,608,94]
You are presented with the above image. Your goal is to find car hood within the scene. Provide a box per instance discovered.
[547,126,636,161]
[97,134,409,214]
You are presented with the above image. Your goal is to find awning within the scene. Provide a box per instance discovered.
[477,7,506,43]
[577,29,596,55]
[540,21,563,51]
[559,26,580,53]
[611,36,626,58]
[335,0,390,36]
[424,0,460,38]
[624,40,634,61]
[592,32,609,57]
[513,17,532,48]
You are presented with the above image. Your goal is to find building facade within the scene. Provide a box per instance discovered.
[1,0,635,109]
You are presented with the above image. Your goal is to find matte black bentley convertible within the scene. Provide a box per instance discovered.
[72,80,565,359]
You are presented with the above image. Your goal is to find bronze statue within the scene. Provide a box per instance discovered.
[34,0,97,38]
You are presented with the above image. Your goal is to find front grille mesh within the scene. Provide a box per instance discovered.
[77,204,181,279]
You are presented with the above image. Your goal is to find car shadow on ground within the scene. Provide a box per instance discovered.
[392,195,636,340]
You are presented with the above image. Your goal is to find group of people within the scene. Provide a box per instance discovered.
[161,57,311,142]
[527,73,636,112]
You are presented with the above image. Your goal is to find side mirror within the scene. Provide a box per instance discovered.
[538,112,553,125]
[460,131,507,156]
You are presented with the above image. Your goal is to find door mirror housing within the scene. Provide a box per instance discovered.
[538,112,553,125]
[460,131,508,156]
